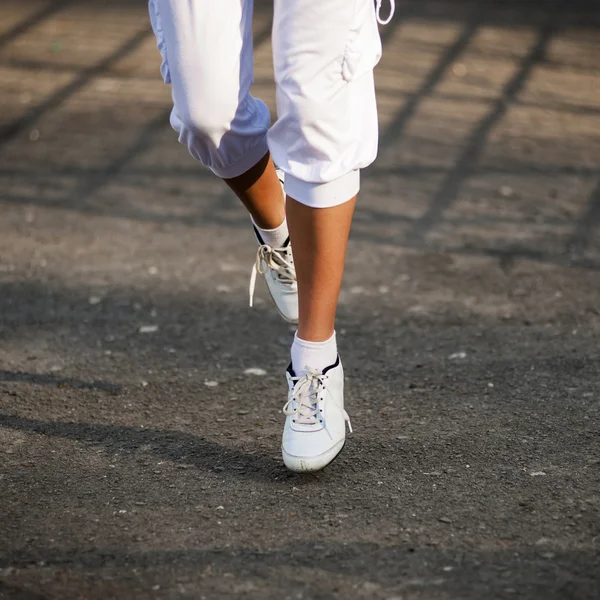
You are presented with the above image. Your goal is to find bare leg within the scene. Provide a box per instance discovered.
[223,152,285,230]
[286,196,356,341]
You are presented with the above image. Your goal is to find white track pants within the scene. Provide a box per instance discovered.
[149,0,382,207]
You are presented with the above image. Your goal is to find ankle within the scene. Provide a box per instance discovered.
[291,331,337,375]
[253,218,289,248]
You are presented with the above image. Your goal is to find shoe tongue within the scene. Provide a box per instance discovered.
[292,373,320,424]
[296,415,316,425]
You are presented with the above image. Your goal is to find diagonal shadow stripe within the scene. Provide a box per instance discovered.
[407,3,564,240]
[63,17,276,211]
[253,15,273,48]
[0,26,152,146]
[377,9,482,153]
[0,0,74,51]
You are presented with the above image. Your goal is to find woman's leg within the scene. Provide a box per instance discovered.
[224,152,285,231]
[286,197,356,342]
[149,0,296,320]
[271,0,382,471]
[151,0,271,183]
[271,0,381,347]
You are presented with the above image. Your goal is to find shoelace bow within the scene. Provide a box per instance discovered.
[249,244,296,308]
[283,367,352,433]
[376,0,395,25]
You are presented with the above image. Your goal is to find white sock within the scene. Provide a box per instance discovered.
[252,218,289,249]
[291,331,337,376]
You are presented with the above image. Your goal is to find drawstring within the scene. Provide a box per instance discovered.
[376,0,395,25]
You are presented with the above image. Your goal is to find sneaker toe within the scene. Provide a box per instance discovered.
[281,429,345,473]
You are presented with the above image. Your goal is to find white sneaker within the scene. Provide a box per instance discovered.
[248,171,298,323]
[248,241,298,323]
[281,357,352,473]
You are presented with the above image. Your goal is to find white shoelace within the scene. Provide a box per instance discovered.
[249,244,296,308]
[283,367,352,432]
[376,0,395,25]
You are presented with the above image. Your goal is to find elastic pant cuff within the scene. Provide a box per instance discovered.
[211,135,269,179]
[284,170,360,208]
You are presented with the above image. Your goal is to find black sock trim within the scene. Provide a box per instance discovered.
[253,227,290,249]
[288,355,340,378]
[253,225,265,245]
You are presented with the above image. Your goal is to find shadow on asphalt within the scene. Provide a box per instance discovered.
[1,1,599,598]
[1,541,598,598]
[0,414,284,482]
[1,0,599,273]
[0,371,122,393]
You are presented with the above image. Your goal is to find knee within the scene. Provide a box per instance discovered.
[176,92,239,146]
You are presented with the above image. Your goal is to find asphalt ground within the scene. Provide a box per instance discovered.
[0,1,599,598]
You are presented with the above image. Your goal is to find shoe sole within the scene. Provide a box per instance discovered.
[281,439,345,473]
